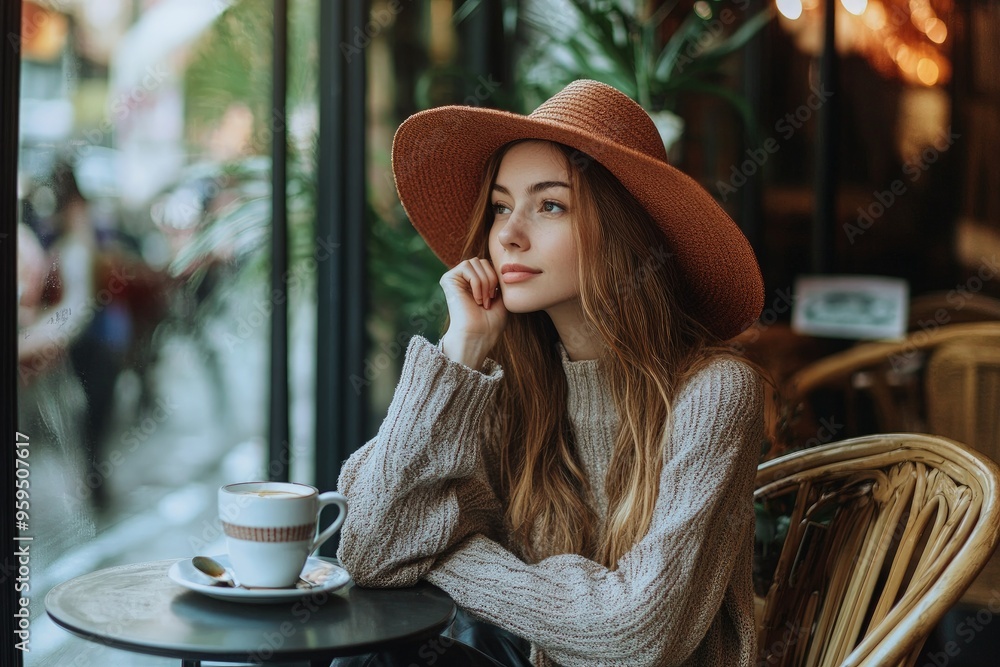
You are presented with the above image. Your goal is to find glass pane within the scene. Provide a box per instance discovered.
[14,1,317,663]
[364,0,485,428]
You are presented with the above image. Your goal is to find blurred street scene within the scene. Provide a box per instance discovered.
[16,1,319,663]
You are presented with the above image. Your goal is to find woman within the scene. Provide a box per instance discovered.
[336,80,766,667]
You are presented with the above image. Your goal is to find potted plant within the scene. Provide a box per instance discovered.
[515,0,774,157]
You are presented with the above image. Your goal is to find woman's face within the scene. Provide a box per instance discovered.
[488,141,581,317]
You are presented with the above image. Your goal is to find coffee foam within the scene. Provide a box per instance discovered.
[237,490,304,498]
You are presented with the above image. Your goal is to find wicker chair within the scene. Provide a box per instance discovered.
[754,434,1000,667]
[908,292,1000,329]
[926,341,1000,464]
[781,322,1000,445]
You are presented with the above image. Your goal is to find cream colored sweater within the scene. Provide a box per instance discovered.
[337,335,764,667]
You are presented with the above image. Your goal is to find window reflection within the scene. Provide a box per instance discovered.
[15,1,299,663]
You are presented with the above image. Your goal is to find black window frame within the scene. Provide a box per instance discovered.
[3,1,25,665]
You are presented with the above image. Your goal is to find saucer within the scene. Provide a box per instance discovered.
[168,555,351,604]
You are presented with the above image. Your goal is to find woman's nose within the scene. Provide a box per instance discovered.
[497,210,529,250]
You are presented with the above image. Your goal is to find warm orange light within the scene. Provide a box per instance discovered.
[863,1,887,29]
[925,18,947,44]
[775,0,952,86]
[900,52,919,78]
[911,6,934,29]
[916,58,939,85]
[21,2,68,62]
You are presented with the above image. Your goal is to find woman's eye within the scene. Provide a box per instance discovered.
[541,200,565,213]
[492,202,510,215]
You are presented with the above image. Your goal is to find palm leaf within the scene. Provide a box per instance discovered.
[453,0,484,25]
[652,12,704,80]
[673,79,762,143]
[518,0,772,140]
[565,0,635,81]
[696,7,774,64]
[169,196,272,277]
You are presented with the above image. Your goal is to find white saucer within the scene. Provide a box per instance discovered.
[168,555,351,604]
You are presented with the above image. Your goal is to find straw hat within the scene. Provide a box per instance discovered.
[391,79,763,340]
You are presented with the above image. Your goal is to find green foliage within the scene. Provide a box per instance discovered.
[183,0,272,153]
[367,203,449,342]
[167,154,314,279]
[755,500,791,557]
[170,0,320,318]
[517,0,773,131]
[183,0,318,153]
[754,497,791,595]
[177,0,445,347]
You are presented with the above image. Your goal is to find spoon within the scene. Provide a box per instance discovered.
[192,556,241,588]
[192,556,318,589]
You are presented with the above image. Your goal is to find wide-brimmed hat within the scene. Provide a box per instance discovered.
[391,79,763,340]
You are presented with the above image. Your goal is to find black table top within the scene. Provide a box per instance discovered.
[45,558,456,664]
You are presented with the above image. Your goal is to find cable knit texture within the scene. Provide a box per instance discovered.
[337,335,764,667]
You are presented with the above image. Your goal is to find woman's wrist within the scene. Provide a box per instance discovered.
[440,332,491,371]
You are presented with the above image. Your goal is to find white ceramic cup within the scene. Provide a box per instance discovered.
[218,481,348,588]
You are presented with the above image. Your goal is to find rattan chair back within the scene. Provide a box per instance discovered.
[783,323,1000,445]
[755,434,1000,667]
[908,292,1000,329]
[926,340,1000,462]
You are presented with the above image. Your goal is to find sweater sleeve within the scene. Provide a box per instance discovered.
[424,358,764,667]
[336,335,507,587]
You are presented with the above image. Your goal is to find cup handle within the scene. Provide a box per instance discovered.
[311,491,349,554]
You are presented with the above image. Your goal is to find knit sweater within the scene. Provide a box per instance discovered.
[337,335,764,667]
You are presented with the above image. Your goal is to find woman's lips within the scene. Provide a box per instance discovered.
[500,263,541,284]
[501,271,540,284]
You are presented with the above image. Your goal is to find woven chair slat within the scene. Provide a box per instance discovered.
[754,434,1000,667]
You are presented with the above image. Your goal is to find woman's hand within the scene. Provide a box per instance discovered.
[439,258,508,370]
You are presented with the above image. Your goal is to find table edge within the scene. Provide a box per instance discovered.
[44,559,457,662]
[45,606,458,663]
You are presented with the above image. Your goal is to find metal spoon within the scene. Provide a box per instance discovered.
[192,556,240,588]
[193,555,318,589]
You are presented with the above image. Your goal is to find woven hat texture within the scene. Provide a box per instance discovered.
[391,79,764,340]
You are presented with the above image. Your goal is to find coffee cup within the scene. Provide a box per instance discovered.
[218,481,348,588]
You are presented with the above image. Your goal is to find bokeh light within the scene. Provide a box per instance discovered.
[917,57,940,85]
[841,0,868,16]
[777,0,804,20]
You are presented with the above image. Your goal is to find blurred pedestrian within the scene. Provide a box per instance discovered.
[20,156,131,510]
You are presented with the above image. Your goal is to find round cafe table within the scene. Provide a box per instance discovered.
[45,558,456,666]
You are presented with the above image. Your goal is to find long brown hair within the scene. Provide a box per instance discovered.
[456,140,733,568]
